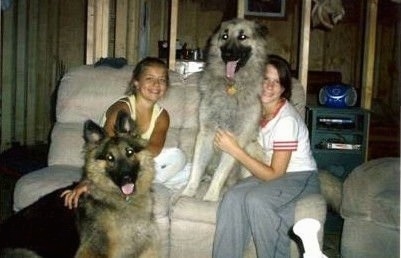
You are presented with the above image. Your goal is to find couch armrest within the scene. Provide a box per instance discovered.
[13,165,82,212]
[341,157,400,227]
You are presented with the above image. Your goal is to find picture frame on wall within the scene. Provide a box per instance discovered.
[244,0,286,18]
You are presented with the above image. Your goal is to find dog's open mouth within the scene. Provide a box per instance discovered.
[226,60,239,79]
[120,176,136,196]
[121,183,135,195]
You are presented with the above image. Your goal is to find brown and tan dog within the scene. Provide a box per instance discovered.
[75,111,159,258]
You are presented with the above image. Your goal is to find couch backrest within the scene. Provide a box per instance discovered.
[56,65,132,124]
[47,65,305,167]
[290,78,306,119]
[48,65,190,167]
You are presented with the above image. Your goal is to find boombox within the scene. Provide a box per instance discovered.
[319,83,357,108]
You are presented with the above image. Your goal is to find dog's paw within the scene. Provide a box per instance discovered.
[202,190,219,202]
[181,186,197,197]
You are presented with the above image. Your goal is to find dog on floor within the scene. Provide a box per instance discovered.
[74,111,159,258]
[0,112,159,258]
[181,18,268,202]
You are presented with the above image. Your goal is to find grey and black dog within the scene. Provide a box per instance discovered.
[181,18,268,202]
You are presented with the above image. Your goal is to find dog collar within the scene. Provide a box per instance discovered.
[225,78,237,95]
[226,85,237,95]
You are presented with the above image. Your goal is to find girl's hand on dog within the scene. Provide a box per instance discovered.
[214,129,240,155]
[60,181,89,209]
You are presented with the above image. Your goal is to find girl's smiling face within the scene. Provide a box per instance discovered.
[134,66,168,102]
[260,64,285,105]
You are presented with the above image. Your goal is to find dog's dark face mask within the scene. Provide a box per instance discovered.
[99,142,142,196]
[83,111,146,197]
[219,31,252,78]
[212,18,268,80]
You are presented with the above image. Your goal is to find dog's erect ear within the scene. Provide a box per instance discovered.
[83,120,106,144]
[114,111,137,136]
[255,22,269,38]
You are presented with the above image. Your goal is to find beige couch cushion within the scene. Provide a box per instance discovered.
[341,157,400,229]
[371,190,400,228]
[57,65,131,123]
[160,71,187,128]
[48,122,85,166]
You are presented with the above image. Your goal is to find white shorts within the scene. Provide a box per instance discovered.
[153,147,191,190]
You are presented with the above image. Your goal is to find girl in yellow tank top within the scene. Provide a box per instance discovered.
[112,94,163,140]
[62,57,188,208]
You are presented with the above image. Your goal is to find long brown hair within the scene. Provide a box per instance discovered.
[266,54,292,100]
[125,57,169,95]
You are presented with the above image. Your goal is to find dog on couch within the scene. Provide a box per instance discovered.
[74,111,159,258]
[181,18,268,202]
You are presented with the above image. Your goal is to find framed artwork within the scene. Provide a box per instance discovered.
[244,0,286,18]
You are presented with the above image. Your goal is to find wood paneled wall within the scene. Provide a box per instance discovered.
[1,0,59,151]
[1,0,86,151]
[85,0,141,65]
[1,0,399,153]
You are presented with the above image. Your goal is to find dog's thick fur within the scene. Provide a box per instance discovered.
[0,113,158,258]
[75,112,158,258]
[181,18,268,201]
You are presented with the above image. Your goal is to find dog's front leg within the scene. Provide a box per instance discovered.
[181,131,215,197]
[203,153,237,202]
[75,245,98,258]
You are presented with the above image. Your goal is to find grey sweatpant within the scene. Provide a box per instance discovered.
[212,171,320,258]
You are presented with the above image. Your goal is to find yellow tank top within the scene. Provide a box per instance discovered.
[101,95,164,140]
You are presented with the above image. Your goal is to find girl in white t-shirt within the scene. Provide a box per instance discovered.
[212,54,320,258]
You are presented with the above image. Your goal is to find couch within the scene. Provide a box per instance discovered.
[340,157,400,258]
[13,64,327,258]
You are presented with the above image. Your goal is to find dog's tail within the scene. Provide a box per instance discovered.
[318,170,343,213]
[0,248,42,258]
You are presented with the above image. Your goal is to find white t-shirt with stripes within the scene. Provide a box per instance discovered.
[257,100,317,173]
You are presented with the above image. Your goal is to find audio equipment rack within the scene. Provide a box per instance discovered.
[306,106,370,180]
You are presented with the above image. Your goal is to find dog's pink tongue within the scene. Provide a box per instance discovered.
[226,60,239,79]
[121,183,135,195]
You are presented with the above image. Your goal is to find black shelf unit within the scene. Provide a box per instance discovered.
[306,106,370,181]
